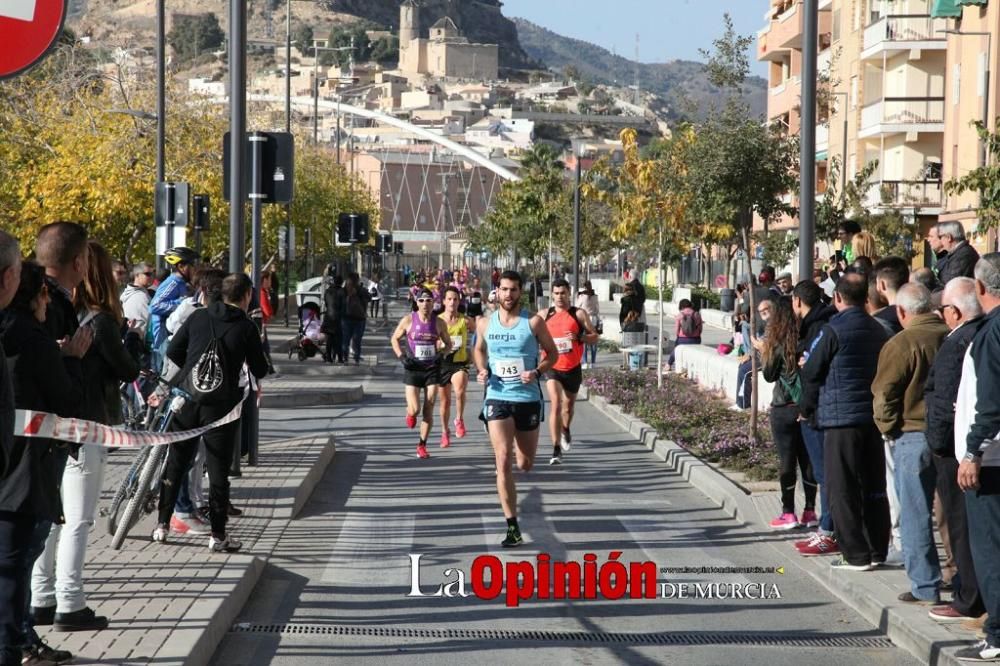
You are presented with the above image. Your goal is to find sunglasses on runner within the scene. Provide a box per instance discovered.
[417,298,432,303]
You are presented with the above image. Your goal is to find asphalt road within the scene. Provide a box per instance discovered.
[211,357,918,666]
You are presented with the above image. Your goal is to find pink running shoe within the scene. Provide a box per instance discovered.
[416,443,430,459]
[441,431,451,448]
[406,414,417,429]
[455,419,467,438]
[800,509,819,528]
[768,512,800,530]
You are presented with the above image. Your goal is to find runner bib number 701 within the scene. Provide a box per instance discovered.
[414,343,436,360]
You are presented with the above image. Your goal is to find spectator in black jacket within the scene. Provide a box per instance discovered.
[153,273,269,553]
[791,280,836,555]
[872,256,909,336]
[924,277,986,623]
[1,259,89,666]
[937,222,980,287]
[341,273,369,365]
[800,273,890,571]
[322,275,345,364]
[31,242,141,634]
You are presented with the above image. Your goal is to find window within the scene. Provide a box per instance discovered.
[851,75,859,109]
[832,9,841,42]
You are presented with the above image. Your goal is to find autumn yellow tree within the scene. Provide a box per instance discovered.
[584,127,695,387]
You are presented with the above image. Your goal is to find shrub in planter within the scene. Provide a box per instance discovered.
[584,369,779,481]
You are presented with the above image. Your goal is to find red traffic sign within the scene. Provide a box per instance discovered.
[0,0,67,80]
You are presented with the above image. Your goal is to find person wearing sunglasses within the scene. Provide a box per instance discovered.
[391,288,452,460]
[121,261,155,338]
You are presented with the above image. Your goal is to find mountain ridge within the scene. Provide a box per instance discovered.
[511,17,768,121]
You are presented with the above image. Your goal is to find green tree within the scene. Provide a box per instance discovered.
[687,13,798,439]
[945,118,1000,232]
[325,25,373,67]
[167,14,225,63]
[467,144,566,266]
[293,23,314,57]
[370,35,399,63]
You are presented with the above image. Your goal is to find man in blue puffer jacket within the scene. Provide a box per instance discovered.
[800,273,890,571]
[148,247,198,373]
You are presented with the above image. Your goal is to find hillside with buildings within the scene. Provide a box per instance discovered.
[512,17,768,121]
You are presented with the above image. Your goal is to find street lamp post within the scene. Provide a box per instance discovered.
[798,0,819,282]
[830,91,849,204]
[572,142,583,295]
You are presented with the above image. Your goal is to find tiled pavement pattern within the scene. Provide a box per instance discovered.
[33,435,335,665]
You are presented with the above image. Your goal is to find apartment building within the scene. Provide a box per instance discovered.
[758,0,951,266]
[939,0,1000,257]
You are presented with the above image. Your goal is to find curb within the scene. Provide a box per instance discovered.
[581,385,968,666]
[262,385,364,408]
[136,436,337,666]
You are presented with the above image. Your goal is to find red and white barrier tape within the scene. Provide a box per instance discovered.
[13,391,248,449]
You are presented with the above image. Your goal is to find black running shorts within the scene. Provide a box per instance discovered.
[483,400,542,432]
[544,366,583,395]
[438,360,468,386]
[404,365,440,388]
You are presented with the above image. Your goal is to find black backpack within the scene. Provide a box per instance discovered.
[176,314,226,404]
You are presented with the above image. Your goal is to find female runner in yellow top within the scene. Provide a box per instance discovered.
[437,286,474,448]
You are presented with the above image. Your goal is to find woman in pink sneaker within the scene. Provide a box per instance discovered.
[758,297,818,530]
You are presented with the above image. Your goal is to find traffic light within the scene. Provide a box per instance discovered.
[336,213,370,246]
[377,232,393,254]
[192,194,210,231]
[394,242,404,255]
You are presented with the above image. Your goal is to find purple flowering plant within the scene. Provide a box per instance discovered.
[585,368,778,481]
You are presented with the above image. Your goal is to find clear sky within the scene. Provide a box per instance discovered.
[500,0,769,76]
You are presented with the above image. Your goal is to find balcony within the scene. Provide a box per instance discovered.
[768,76,801,118]
[865,179,943,210]
[862,15,947,59]
[816,123,830,154]
[859,97,945,138]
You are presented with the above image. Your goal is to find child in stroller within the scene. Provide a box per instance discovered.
[289,302,326,361]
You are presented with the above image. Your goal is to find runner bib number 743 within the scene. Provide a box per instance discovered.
[492,357,525,383]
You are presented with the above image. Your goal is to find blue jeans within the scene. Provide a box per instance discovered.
[585,343,598,365]
[341,319,366,362]
[800,422,833,534]
[893,431,941,600]
[965,468,1000,646]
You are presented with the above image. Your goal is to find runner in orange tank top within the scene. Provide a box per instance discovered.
[540,278,599,465]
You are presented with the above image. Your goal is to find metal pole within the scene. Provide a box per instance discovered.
[228,0,247,274]
[573,155,582,294]
[656,226,664,388]
[284,0,292,327]
[155,0,166,272]
[247,132,265,468]
[798,0,818,281]
[313,55,319,145]
[841,117,848,200]
[983,35,991,170]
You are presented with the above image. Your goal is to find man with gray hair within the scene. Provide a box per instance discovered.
[954,253,1000,660]
[0,230,26,666]
[925,277,987,624]
[873,282,950,604]
[936,222,980,287]
[121,261,154,336]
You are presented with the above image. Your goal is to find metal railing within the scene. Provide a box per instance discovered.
[863,15,948,50]
[865,179,943,208]
[860,97,945,129]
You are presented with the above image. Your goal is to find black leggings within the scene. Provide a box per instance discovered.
[158,405,240,537]
[771,403,817,513]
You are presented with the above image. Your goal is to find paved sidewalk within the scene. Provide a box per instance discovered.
[584,387,981,666]
[34,434,335,666]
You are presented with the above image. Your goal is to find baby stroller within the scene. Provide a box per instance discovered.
[288,302,326,361]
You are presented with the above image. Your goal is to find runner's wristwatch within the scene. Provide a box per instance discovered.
[964,451,983,462]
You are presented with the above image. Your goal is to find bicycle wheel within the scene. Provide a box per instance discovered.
[110,445,166,550]
[106,446,150,536]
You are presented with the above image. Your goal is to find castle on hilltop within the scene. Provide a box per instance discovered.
[397,0,498,80]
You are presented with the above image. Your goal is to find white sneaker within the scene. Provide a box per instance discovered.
[560,430,572,452]
[549,455,562,465]
[209,534,243,552]
[152,523,169,543]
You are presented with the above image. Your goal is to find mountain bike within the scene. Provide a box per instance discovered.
[108,383,192,550]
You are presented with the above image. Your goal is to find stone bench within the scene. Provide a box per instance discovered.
[674,343,774,408]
